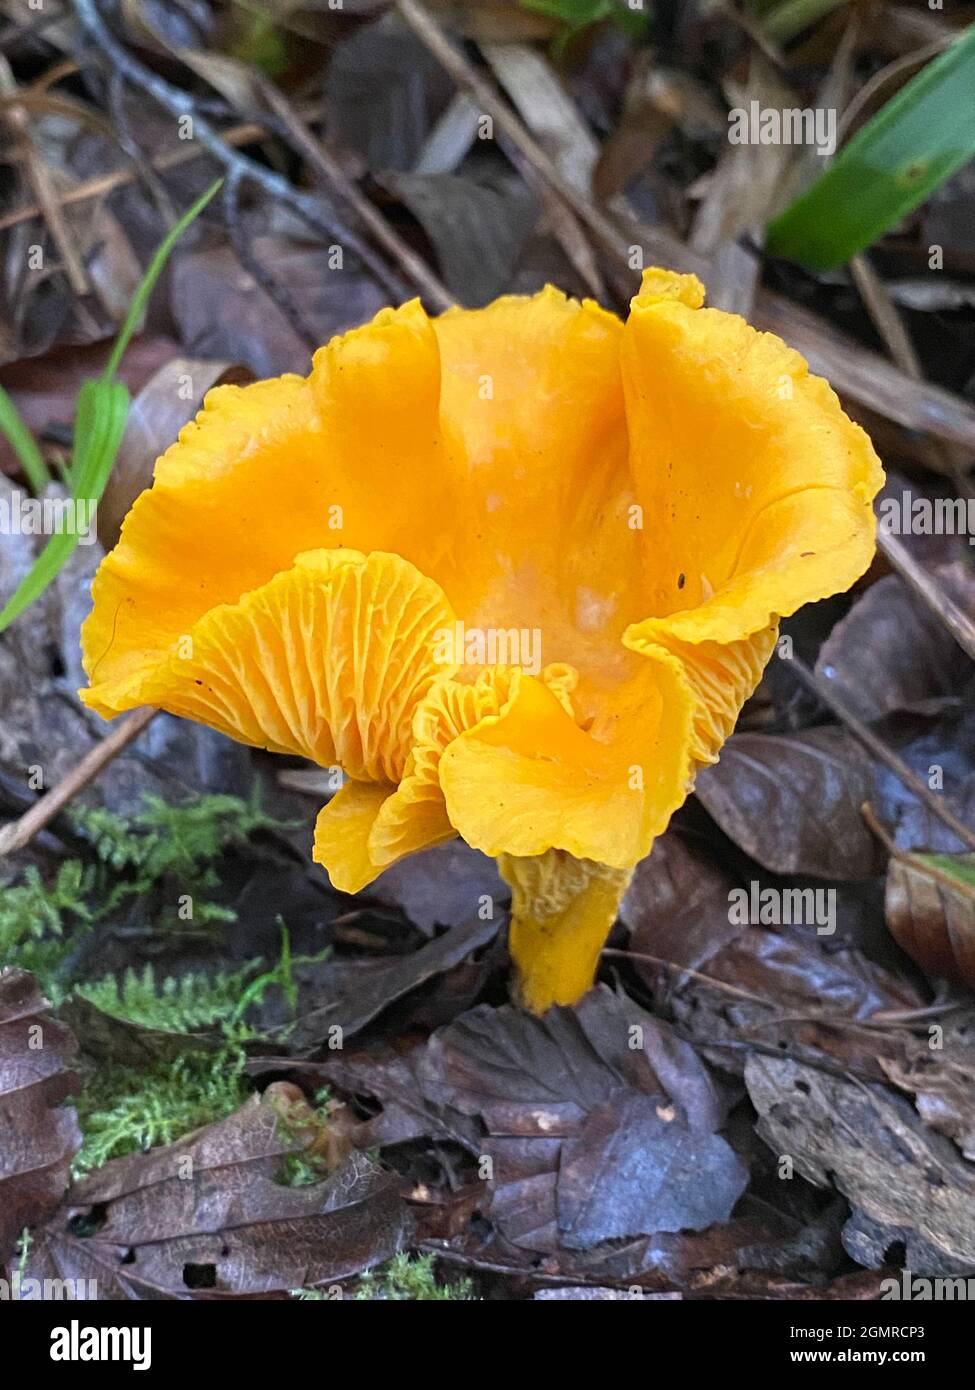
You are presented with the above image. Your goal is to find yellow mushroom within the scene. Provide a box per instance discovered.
[80,268,883,1013]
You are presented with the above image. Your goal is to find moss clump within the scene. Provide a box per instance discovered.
[75,961,264,1034]
[73,1044,250,1175]
[70,930,330,1174]
[74,789,278,878]
[1,791,285,998]
[0,861,96,1001]
[294,1253,474,1301]
[355,1252,474,1300]
[72,789,284,932]
[1,792,331,1185]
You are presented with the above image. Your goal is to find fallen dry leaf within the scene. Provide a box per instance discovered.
[816,572,972,721]
[695,728,884,880]
[0,968,81,1264]
[885,850,975,987]
[25,1090,412,1297]
[747,1053,975,1272]
[311,985,746,1256]
[288,914,502,1049]
[881,1012,975,1159]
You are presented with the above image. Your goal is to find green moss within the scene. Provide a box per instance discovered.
[73,1044,250,1175]
[73,789,279,879]
[0,791,288,999]
[75,961,264,1034]
[294,1253,474,1301]
[71,789,285,933]
[1,793,332,1184]
[0,861,96,1001]
[356,1252,474,1301]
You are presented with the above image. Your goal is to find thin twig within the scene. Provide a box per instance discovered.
[0,707,157,857]
[785,653,975,853]
[72,0,411,304]
[0,55,90,296]
[862,801,975,903]
[420,1242,679,1295]
[257,77,455,313]
[876,528,975,664]
[0,119,277,232]
[396,0,632,273]
[222,169,323,349]
[105,66,177,228]
[850,256,975,653]
[851,253,974,501]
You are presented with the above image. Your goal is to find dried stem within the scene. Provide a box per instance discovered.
[861,802,975,903]
[0,708,157,858]
[0,55,90,296]
[72,0,411,304]
[786,654,975,853]
[222,169,323,349]
[257,78,454,313]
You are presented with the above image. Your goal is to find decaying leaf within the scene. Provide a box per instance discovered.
[368,840,506,936]
[170,238,387,378]
[695,728,884,880]
[0,968,81,1264]
[881,1012,975,1160]
[25,1089,412,1297]
[885,850,975,987]
[623,830,923,1080]
[556,1091,748,1249]
[380,169,539,306]
[747,1053,975,1272]
[816,572,973,721]
[324,14,454,171]
[288,915,502,1048]
[313,985,747,1255]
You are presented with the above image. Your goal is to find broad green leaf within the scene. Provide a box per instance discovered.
[767,25,975,270]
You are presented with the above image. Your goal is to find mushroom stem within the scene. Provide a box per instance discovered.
[498,850,632,1012]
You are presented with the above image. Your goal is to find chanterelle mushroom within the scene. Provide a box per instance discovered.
[81,268,883,1012]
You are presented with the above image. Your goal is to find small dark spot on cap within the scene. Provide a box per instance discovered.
[677,573,685,590]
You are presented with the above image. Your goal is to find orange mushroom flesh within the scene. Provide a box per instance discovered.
[81,269,883,1012]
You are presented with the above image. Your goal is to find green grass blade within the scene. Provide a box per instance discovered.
[0,180,221,633]
[0,383,51,493]
[0,381,129,632]
[767,25,975,270]
[102,178,222,384]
